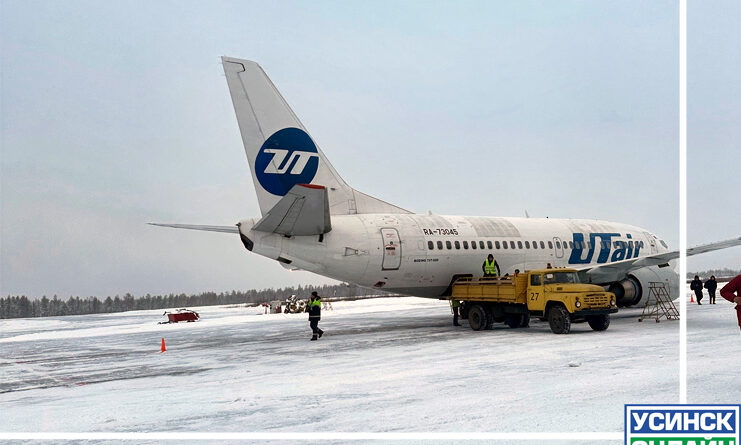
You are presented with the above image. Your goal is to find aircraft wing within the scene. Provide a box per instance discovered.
[147,223,239,233]
[577,236,741,282]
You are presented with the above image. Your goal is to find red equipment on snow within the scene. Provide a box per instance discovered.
[161,309,200,323]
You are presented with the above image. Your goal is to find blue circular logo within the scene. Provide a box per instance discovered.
[255,128,319,196]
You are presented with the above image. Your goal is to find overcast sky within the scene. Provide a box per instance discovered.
[687,0,741,273]
[1,1,688,298]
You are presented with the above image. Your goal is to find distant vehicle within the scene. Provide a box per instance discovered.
[151,57,741,309]
[160,309,200,324]
[451,268,617,334]
[282,295,307,314]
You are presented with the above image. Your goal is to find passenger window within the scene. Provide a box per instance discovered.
[517,241,523,249]
[463,241,469,249]
[510,241,516,249]
[479,241,485,249]
[495,241,501,249]
[540,241,545,249]
[525,241,530,249]
[487,241,493,249]
[531,274,541,286]
[427,241,434,250]
[454,241,460,249]
[437,241,443,250]
[555,241,561,249]
[532,240,537,249]
[471,241,477,249]
[446,241,452,249]
[548,241,553,249]
[502,241,508,249]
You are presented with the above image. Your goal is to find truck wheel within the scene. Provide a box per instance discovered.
[468,304,487,331]
[548,305,571,334]
[521,312,530,328]
[587,314,610,331]
[484,305,494,330]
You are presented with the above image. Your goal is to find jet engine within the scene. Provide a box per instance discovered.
[609,276,643,307]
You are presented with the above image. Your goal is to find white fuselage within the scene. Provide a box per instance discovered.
[240,214,677,302]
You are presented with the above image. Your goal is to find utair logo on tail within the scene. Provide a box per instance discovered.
[255,127,319,196]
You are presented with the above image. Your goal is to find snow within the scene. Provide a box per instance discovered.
[1,296,682,439]
[686,284,741,404]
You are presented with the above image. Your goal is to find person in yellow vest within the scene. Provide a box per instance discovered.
[308,291,324,341]
[482,254,500,277]
[450,299,462,326]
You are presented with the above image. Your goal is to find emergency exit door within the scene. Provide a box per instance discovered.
[381,228,401,270]
[553,236,564,258]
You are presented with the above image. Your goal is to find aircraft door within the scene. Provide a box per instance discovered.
[381,228,402,270]
[644,232,658,254]
[553,237,564,259]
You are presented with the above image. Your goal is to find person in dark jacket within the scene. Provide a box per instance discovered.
[690,275,703,305]
[308,291,324,341]
[720,274,741,330]
[704,275,718,304]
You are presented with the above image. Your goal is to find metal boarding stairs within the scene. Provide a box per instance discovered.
[639,282,680,322]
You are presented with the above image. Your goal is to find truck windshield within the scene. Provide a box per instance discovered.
[544,272,579,284]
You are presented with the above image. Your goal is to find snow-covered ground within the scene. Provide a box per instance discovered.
[1,296,680,439]
[686,284,741,403]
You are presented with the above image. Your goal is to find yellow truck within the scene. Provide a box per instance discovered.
[451,268,618,334]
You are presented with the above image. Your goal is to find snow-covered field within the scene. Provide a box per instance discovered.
[686,284,741,403]
[1,296,681,439]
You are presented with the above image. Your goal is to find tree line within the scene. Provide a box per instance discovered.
[687,268,740,279]
[0,283,381,319]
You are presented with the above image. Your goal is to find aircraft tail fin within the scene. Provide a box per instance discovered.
[221,56,410,216]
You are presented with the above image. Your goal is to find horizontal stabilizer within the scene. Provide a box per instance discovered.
[147,223,239,233]
[252,184,331,236]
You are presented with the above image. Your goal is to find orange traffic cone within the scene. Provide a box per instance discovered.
[160,338,166,353]
[690,294,694,303]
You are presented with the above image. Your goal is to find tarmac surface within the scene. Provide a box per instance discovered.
[1,296,684,440]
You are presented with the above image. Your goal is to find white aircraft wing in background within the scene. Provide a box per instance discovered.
[147,223,239,234]
[578,235,741,282]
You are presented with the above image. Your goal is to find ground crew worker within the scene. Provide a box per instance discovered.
[482,254,500,277]
[450,300,461,326]
[308,291,324,341]
[720,274,741,330]
[704,275,718,304]
[690,275,703,305]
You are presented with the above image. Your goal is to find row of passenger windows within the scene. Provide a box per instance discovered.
[426,239,645,251]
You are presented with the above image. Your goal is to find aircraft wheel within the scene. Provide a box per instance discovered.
[587,314,610,331]
[505,314,522,328]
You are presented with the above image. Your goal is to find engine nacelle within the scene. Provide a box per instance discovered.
[609,276,643,307]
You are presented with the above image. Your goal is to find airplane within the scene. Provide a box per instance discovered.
[151,56,741,308]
